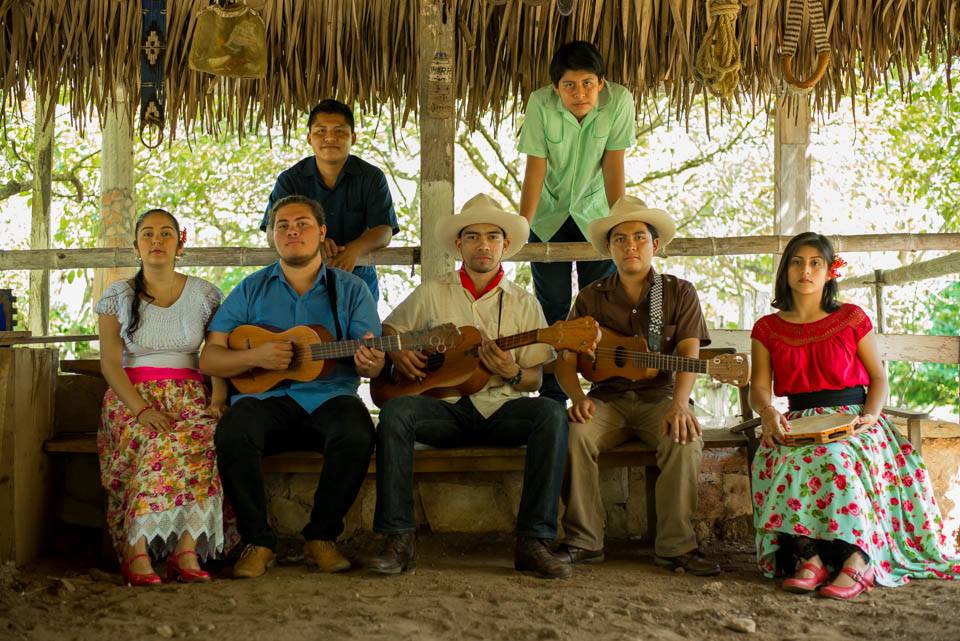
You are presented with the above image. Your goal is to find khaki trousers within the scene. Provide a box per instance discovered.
[560,394,703,557]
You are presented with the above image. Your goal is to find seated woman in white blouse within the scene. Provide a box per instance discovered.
[96,209,228,586]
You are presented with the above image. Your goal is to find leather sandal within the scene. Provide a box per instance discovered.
[782,561,830,593]
[167,549,212,583]
[819,566,875,600]
[121,553,162,587]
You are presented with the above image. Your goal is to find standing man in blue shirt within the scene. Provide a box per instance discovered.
[262,99,400,302]
[203,195,385,579]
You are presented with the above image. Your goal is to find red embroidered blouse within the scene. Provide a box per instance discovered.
[750,303,873,397]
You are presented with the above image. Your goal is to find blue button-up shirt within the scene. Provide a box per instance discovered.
[209,262,381,413]
[261,155,400,302]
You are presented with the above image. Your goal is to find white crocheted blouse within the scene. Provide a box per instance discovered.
[95,276,222,369]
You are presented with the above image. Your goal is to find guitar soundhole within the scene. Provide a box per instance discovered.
[613,346,627,368]
[424,352,446,372]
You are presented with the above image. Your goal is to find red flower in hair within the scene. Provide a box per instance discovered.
[180,228,187,245]
[828,255,847,279]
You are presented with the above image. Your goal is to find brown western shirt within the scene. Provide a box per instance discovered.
[568,268,710,402]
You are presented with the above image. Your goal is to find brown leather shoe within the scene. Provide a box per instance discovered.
[232,544,275,579]
[654,550,721,577]
[514,536,573,579]
[303,540,351,573]
[553,544,605,564]
[369,533,416,575]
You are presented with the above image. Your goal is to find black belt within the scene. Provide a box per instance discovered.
[787,386,866,412]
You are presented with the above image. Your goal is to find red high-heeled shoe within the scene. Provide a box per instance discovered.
[819,566,874,600]
[121,553,162,587]
[167,550,212,583]
[782,562,831,593]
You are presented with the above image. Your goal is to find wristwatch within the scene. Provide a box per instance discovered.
[504,366,523,386]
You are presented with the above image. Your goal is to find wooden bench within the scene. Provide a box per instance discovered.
[49,351,755,542]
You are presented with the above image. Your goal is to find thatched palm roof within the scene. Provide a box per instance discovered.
[1,0,957,137]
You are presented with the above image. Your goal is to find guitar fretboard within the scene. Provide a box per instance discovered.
[308,335,403,360]
[494,330,539,351]
[613,349,708,374]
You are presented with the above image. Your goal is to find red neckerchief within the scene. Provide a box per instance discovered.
[459,265,504,300]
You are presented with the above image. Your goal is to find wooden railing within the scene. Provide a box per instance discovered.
[1,233,959,270]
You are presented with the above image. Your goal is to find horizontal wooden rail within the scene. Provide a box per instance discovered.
[840,252,960,290]
[710,329,960,365]
[2,233,959,271]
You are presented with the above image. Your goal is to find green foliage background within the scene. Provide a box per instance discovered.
[0,64,957,418]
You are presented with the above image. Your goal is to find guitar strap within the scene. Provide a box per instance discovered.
[647,273,664,352]
[324,268,343,341]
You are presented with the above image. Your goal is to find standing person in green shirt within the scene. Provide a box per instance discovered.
[518,41,637,402]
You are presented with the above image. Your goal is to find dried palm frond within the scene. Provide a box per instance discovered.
[0,0,956,139]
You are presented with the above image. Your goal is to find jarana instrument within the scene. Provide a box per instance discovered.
[228,323,461,394]
[370,317,600,407]
[577,327,749,387]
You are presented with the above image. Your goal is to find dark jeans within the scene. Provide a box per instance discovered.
[374,395,568,539]
[215,394,375,550]
[529,216,616,402]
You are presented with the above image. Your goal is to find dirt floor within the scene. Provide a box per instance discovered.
[2,533,959,641]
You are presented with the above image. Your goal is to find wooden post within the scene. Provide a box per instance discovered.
[873,269,885,333]
[28,95,54,336]
[418,0,456,282]
[774,97,811,237]
[92,88,136,306]
[0,347,59,564]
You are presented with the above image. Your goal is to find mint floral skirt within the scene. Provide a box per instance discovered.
[752,404,959,587]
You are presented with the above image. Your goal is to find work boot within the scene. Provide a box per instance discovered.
[553,543,605,564]
[514,536,573,579]
[653,550,721,577]
[304,540,351,573]
[369,533,416,575]
[232,544,275,579]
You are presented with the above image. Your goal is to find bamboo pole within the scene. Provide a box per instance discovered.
[3,234,960,271]
[840,252,960,290]
[28,94,54,336]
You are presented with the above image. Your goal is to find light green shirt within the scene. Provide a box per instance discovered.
[518,81,636,241]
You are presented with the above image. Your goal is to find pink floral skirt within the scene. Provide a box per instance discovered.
[99,377,232,559]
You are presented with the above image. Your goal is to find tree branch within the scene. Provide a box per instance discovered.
[455,131,519,210]
[627,118,761,187]
[475,121,521,192]
[0,180,27,201]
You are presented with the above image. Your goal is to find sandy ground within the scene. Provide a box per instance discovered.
[2,533,959,641]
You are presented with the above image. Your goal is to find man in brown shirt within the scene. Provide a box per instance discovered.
[553,196,720,576]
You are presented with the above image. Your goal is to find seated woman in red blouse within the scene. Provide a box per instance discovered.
[750,232,958,600]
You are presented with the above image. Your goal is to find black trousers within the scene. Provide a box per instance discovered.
[215,394,375,550]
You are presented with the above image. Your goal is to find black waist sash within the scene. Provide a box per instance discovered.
[787,386,866,412]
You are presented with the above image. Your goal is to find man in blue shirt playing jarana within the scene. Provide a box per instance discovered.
[202,195,385,580]
[261,99,399,302]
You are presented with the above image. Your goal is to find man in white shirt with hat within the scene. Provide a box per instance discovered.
[369,194,585,580]
[552,195,720,576]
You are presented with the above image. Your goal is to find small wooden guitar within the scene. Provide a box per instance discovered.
[577,327,749,387]
[370,317,600,407]
[228,323,461,394]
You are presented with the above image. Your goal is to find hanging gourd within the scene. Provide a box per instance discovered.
[189,1,267,79]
